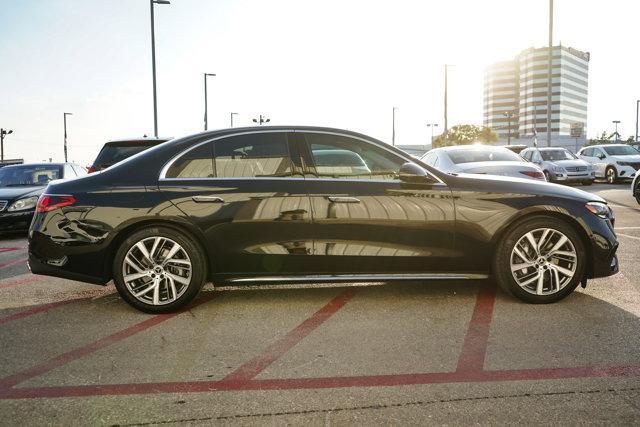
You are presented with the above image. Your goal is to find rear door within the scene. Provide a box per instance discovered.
[159,131,314,279]
[297,131,457,276]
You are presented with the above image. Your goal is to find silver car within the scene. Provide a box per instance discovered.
[520,147,595,185]
[420,145,545,181]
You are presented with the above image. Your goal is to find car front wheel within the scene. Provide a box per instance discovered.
[113,226,207,313]
[494,216,586,303]
[605,166,617,184]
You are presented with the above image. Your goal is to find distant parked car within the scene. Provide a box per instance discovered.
[0,163,86,232]
[503,144,529,154]
[88,137,171,173]
[520,147,595,185]
[420,145,545,181]
[577,144,640,184]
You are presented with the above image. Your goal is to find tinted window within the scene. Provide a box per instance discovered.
[305,133,404,180]
[603,145,637,156]
[214,133,293,178]
[447,147,524,164]
[165,143,214,178]
[93,143,157,167]
[0,165,62,187]
[581,148,592,157]
[540,149,577,161]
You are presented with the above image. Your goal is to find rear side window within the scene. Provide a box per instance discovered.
[93,143,156,167]
[213,133,293,178]
[165,143,214,178]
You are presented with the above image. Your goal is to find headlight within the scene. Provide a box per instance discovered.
[585,201,613,219]
[7,196,39,212]
[617,161,630,166]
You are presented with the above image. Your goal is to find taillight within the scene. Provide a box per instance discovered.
[87,165,97,173]
[520,170,545,180]
[36,195,76,213]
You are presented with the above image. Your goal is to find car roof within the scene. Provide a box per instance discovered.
[534,147,569,151]
[430,145,510,151]
[1,163,66,169]
[105,137,172,145]
[585,144,627,148]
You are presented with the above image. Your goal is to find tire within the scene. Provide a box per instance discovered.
[543,170,552,182]
[605,166,617,184]
[494,216,586,304]
[582,180,593,186]
[113,226,207,313]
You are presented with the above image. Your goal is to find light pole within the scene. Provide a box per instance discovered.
[150,0,170,137]
[444,64,452,146]
[635,100,639,142]
[253,115,270,125]
[612,120,621,142]
[503,111,517,145]
[426,123,438,145]
[63,113,72,162]
[546,0,554,147]
[0,128,13,162]
[392,107,398,146]
[230,112,238,127]
[203,72,216,130]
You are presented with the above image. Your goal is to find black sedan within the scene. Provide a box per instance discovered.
[0,163,86,233]
[28,127,619,313]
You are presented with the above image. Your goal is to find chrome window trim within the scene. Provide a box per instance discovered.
[158,128,444,185]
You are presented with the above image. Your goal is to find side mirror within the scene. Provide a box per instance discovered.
[399,162,435,184]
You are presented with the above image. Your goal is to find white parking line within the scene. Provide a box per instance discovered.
[616,226,640,230]
[618,233,640,241]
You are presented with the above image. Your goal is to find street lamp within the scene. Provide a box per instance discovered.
[63,113,72,162]
[503,111,517,145]
[150,0,170,137]
[0,128,13,162]
[426,123,439,144]
[252,115,270,125]
[230,112,238,127]
[203,72,216,130]
[392,107,398,146]
[612,120,621,142]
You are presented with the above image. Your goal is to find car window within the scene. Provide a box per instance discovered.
[603,145,637,156]
[447,147,524,164]
[214,132,293,178]
[304,133,404,180]
[63,164,76,178]
[540,149,577,161]
[422,152,435,166]
[593,148,605,158]
[165,142,214,178]
[521,150,531,161]
[0,165,63,187]
[72,164,87,176]
[93,143,158,167]
[581,148,591,157]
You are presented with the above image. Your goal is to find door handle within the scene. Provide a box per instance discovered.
[327,196,361,203]
[192,195,225,203]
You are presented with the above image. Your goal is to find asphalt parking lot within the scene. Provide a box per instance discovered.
[0,183,639,425]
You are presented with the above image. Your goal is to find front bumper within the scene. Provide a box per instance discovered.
[0,210,34,232]
[616,166,637,180]
[585,214,619,279]
[551,171,595,182]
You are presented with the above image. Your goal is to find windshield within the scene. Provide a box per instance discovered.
[540,149,577,161]
[93,144,157,166]
[603,145,638,156]
[0,165,62,187]
[447,147,524,164]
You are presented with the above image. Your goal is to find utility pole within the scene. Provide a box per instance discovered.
[0,128,13,162]
[150,0,170,137]
[230,112,238,127]
[392,107,398,146]
[203,72,216,130]
[444,65,449,146]
[503,111,516,145]
[63,113,72,162]
[426,123,438,145]
[612,120,621,142]
[546,0,554,147]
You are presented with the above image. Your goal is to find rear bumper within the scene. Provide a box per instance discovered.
[28,252,108,285]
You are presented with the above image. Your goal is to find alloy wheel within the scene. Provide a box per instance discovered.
[510,228,577,295]
[606,168,616,184]
[122,236,192,305]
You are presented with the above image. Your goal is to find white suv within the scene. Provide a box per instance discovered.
[577,144,640,184]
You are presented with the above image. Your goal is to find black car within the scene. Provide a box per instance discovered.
[28,127,619,313]
[0,163,86,233]
[88,137,171,173]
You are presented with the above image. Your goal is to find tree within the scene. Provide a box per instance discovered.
[587,131,613,146]
[432,125,498,148]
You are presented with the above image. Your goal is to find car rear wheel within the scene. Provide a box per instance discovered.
[494,216,585,303]
[605,166,617,184]
[113,226,206,313]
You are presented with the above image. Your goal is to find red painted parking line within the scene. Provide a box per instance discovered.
[0,247,22,253]
[0,257,28,270]
[221,289,358,383]
[0,293,216,390]
[1,364,639,400]
[0,276,40,289]
[455,283,497,373]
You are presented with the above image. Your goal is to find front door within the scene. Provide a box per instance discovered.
[296,131,457,276]
[159,131,314,278]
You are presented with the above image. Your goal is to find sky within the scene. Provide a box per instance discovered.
[1,0,639,165]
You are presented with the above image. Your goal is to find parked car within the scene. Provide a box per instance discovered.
[577,144,640,184]
[0,163,86,232]
[520,147,595,185]
[632,172,640,204]
[420,145,545,181]
[88,137,171,173]
[29,127,618,313]
[503,144,529,154]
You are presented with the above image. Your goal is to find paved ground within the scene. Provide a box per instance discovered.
[0,183,639,425]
